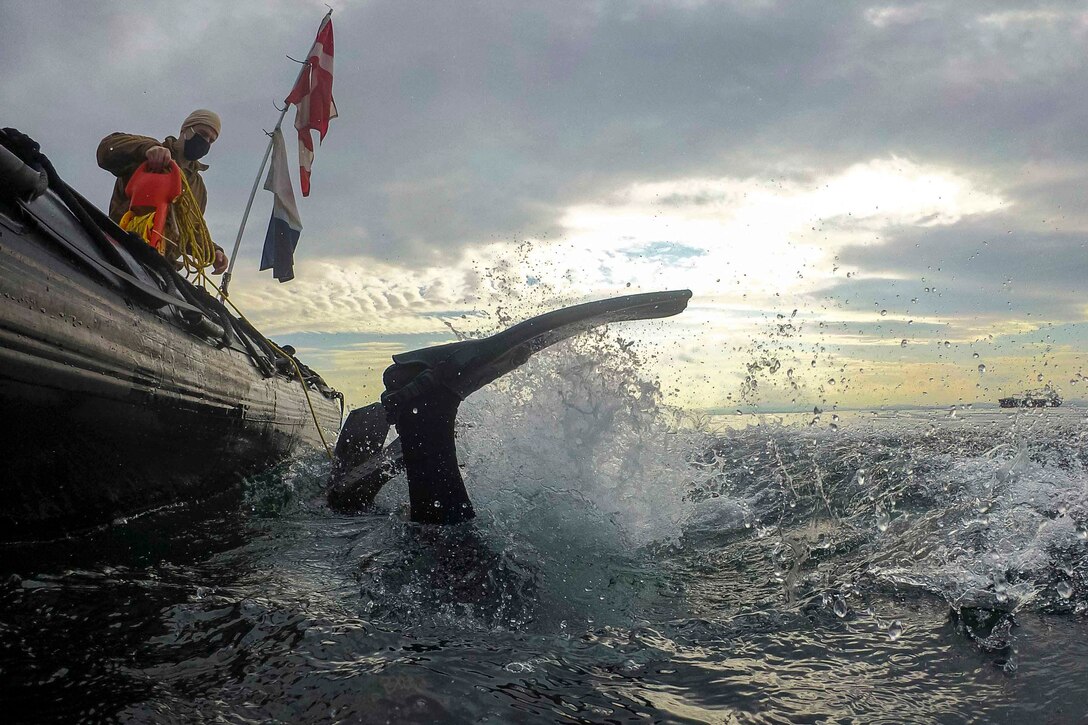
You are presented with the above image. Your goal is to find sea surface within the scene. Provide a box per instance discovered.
[2,344,1087,723]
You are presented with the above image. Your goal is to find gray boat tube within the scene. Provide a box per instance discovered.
[0,142,47,201]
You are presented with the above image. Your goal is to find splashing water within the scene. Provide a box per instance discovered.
[459,331,696,547]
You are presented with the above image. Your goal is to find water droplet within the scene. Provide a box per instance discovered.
[978,364,987,374]
[995,581,1009,604]
[900,339,908,347]
[887,620,903,641]
[880,309,887,316]
[876,508,890,532]
[833,596,849,618]
[411,407,419,415]
[433,500,442,508]
[1057,581,1073,600]
[1037,373,1044,382]
[1076,525,1087,540]
[973,352,980,359]
[943,341,951,348]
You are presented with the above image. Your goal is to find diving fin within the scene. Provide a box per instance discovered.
[327,402,399,511]
[389,289,692,400]
[332,401,389,463]
[328,436,403,512]
[328,289,692,518]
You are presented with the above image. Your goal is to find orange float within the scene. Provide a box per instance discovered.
[120,160,182,252]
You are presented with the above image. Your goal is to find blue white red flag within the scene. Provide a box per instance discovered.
[260,128,303,282]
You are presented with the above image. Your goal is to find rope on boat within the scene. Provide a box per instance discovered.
[117,210,157,248]
[196,269,335,460]
[175,174,218,279]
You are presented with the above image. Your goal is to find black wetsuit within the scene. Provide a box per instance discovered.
[385,373,474,525]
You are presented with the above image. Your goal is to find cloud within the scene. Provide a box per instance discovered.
[819,218,1088,323]
[0,3,1034,248]
[7,1,1084,265]
[5,0,1088,410]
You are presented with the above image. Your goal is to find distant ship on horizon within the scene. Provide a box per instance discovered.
[998,385,1062,408]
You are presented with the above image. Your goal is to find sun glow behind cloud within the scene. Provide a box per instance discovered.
[547,157,1005,298]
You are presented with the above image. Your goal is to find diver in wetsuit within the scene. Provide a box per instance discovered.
[327,290,693,524]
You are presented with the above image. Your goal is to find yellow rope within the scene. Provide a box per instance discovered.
[118,210,158,248]
[196,269,335,459]
[174,174,218,281]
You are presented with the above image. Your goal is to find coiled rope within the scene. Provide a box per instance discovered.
[117,209,157,247]
[174,174,218,279]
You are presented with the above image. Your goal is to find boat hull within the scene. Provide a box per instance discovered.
[0,178,340,541]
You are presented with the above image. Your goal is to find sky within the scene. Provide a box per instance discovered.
[3,0,1086,412]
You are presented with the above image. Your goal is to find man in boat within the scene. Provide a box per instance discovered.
[96,109,228,273]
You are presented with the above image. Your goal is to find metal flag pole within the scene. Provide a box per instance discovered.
[220,8,332,298]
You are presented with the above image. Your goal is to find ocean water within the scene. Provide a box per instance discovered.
[2,339,1087,723]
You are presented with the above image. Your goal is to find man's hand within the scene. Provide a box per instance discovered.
[212,248,228,275]
[145,145,172,172]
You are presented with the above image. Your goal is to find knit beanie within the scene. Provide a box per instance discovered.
[181,109,222,135]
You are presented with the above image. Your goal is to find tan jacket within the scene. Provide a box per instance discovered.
[96,133,212,258]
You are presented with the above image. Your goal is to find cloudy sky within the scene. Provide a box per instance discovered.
[3,0,1086,411]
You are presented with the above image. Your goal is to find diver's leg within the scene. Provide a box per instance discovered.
[327,402,399,512]
[392,384,475,524]
[326,438,404,512]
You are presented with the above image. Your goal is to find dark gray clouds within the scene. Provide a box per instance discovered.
[2,0,1085,304]
[820,218,1088,321]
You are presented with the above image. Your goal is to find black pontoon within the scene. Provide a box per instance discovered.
[0,129,342,541]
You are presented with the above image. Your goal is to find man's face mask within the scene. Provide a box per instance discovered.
[183,132,212,161]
